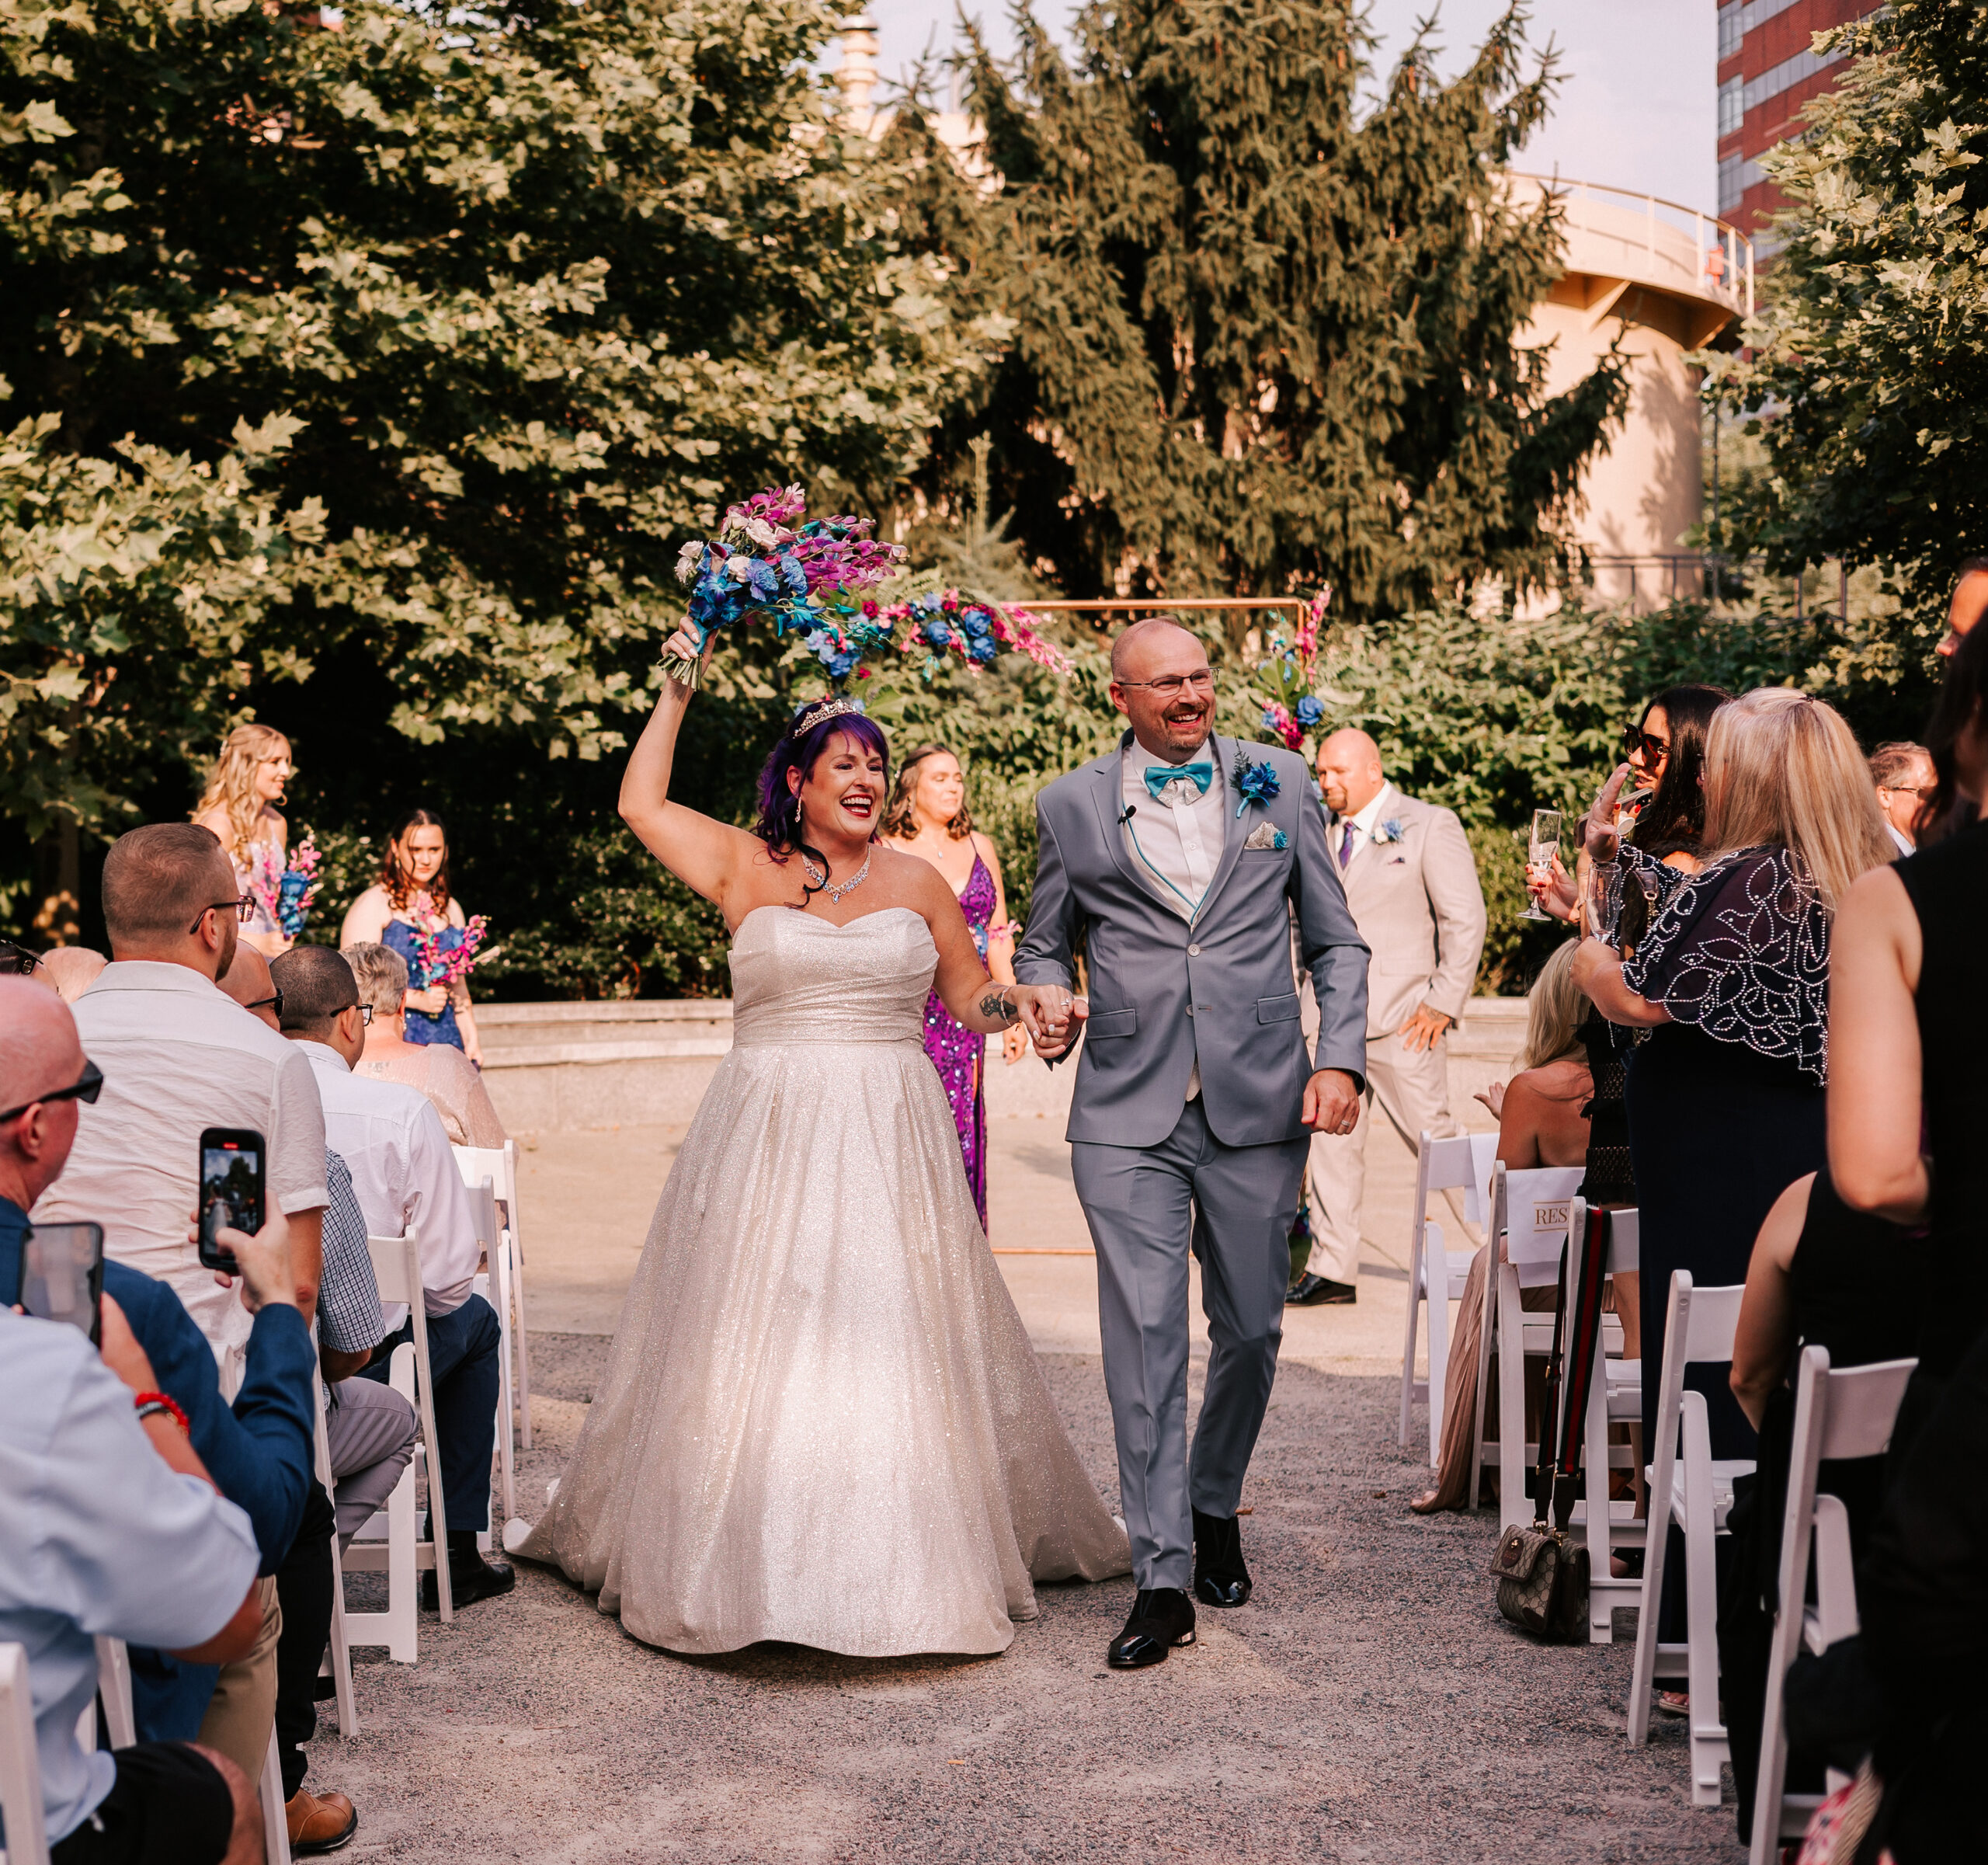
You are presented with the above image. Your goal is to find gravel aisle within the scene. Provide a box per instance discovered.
[309,1334,1743,1862]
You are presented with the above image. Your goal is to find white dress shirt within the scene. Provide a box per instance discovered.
[1885,821,1913,858]
[1120,739,1229,1099]
[34,961,329,1391]
[0,1310,259,1844]
[296,1042,480,1322]
[1330,781,1396,875]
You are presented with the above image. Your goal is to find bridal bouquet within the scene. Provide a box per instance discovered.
[817,587,1070,687]
[1256,588,1333,750]
[408,892,490,990]
[666,485,905,690]
[276,838,321,941]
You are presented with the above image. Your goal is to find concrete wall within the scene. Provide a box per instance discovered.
[476,996,1532,1136]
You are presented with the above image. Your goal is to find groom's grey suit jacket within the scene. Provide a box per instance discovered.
[1016,733,1371,1150]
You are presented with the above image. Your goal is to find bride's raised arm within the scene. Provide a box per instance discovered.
[619,627,764,915]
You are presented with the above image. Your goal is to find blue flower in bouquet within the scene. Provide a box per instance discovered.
[923,619,954,649]
[968,635,999,665]
[1231,752,1282,817]
[747,560,780,601]
[780,553,808,597]
[1295,694,1324,728]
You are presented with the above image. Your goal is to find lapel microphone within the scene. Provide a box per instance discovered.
[1119,804,1138,824]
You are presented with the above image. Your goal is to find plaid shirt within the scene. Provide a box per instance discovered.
[317,1149,386,1356]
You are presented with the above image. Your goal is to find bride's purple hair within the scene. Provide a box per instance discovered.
[751,709,891,854]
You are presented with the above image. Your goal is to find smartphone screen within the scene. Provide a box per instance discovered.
[198,1128,266,1272]
[22,1222,105,1345]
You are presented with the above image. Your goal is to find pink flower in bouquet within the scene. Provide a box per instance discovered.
[408,892,489,990]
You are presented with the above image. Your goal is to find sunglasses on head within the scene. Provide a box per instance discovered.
[0,1056,104,1126]
[0,938,42,976]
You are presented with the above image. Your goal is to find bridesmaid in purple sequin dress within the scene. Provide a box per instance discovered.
[882,745,1025,1231]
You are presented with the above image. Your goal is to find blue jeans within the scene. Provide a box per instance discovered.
[359,1293,499,1533]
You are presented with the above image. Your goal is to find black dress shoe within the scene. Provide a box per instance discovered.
[1286,1272,1356,1306]
[1191,1507,1253,1608]
[1107,1587,1196,1668]
[422,1550,516,1610]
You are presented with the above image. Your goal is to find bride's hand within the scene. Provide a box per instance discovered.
[660,625,715,691]
[1013,987,1086,1059]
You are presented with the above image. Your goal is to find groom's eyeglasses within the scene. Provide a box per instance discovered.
[1116,670,1216,697]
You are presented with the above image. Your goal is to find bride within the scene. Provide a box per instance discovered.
[519,631,1130,1656]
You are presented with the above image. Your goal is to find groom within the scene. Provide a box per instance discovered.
[1017,618,1369,1670]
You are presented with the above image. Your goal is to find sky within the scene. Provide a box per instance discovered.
[857,1,1717,216]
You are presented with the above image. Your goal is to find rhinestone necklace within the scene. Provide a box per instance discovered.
[801,845,872,906]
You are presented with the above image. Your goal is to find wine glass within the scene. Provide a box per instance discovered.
[1521,809,1562,922]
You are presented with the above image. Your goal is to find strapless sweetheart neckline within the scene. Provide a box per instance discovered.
[732,901,927,937]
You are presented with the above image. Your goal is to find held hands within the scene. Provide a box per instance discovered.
[1303,1068,1361,1136]
[185,1206,299,1315]
[996,984,1086,1059]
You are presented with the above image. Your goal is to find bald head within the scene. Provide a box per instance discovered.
[38,946,106,1004]
[219,944,280,1030]
[0,976,88,1206]
[1318,728,1385,819]
[1108,617,1215,761]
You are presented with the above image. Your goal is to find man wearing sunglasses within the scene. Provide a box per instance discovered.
[30,824,328,1397]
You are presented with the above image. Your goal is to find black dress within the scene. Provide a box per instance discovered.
[1716,1168,1927,1839]
[1621,846,1832,1460]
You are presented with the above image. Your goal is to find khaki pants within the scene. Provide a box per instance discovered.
[1306,1028,1457,1285]
[196,1575,282,1784]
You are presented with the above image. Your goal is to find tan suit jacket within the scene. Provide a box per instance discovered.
[1328,788,1486,1038]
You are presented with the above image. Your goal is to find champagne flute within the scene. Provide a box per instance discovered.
[1521,809,1562,922]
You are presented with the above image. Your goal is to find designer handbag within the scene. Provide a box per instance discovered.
[1487,1206,1613,1644]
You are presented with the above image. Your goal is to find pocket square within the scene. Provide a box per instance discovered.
[1242,823,1287,851]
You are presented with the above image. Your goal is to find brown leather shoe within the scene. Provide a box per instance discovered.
[287,1789,358,1855]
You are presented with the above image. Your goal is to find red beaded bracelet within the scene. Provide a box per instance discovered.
[133,1390,190,1433]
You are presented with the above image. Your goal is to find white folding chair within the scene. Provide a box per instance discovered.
[1561,1202,1646,1643]
[1626,1268,1753,1799]
[260,1726,292,1865]
[1399,1130,1499,1463]
[1472,1163,1587,1526]
[309,1369,359,1738]
[91,1638,135,1750]
[342,1229,452,1662]
[461,1178,518,1536]
[0,1644,51,1865]
[453,1141,532,1450]
[1749,1346,1917,1865]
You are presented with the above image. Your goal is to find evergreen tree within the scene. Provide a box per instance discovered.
[891,0,1628,627]
[1706,0,1988,625]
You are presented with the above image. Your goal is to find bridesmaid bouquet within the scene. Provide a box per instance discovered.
[409,892,490,990]
[665,484,905,690]
[276,838,321,941]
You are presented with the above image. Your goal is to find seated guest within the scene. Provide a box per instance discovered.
[0,1000,281,1861]
[1718,1168,1927,1844]
[32,822,328,1394]
[0,973,315,1795]
[223,952,412,1853]
[1412,939,1592,1514]
[346,941,508,1149]
[1868,741,1934,857]
[269,945,513,1607]
[38,945,107,1003]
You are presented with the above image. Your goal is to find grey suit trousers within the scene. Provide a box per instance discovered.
[1072,1098,1309,1589]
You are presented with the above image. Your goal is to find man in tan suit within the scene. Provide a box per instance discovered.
[1291,729,1486,1303]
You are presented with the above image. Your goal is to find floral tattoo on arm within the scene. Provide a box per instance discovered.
[979,986,1019,1024]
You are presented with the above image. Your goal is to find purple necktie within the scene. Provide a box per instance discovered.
[1339,822,1356,870]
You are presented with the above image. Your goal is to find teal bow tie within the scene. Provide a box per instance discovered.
[1144,761,1213,802]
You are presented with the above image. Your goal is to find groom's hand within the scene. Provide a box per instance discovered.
[1302,1068,1361,1136]
[1032,995,1087,1060]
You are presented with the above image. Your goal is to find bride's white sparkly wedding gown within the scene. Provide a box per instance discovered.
[519,905,1130,1655]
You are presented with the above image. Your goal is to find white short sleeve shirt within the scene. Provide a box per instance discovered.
[33,962,329,1389]
[295,1042,481,1320]
[0,1310,259,1843]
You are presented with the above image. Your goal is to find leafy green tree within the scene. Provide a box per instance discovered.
[1706,0,1988,624]
[890,0,1628,627]
[0,0,1000,871]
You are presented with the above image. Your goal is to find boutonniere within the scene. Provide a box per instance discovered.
[1371,818,1404,846]
[1231,750,1282,817]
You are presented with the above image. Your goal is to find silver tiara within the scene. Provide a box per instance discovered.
[791,694,865,736]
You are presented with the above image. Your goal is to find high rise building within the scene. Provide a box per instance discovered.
[1717,1,1876,257]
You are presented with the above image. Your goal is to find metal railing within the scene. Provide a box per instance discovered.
[1510,173,1756,321]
